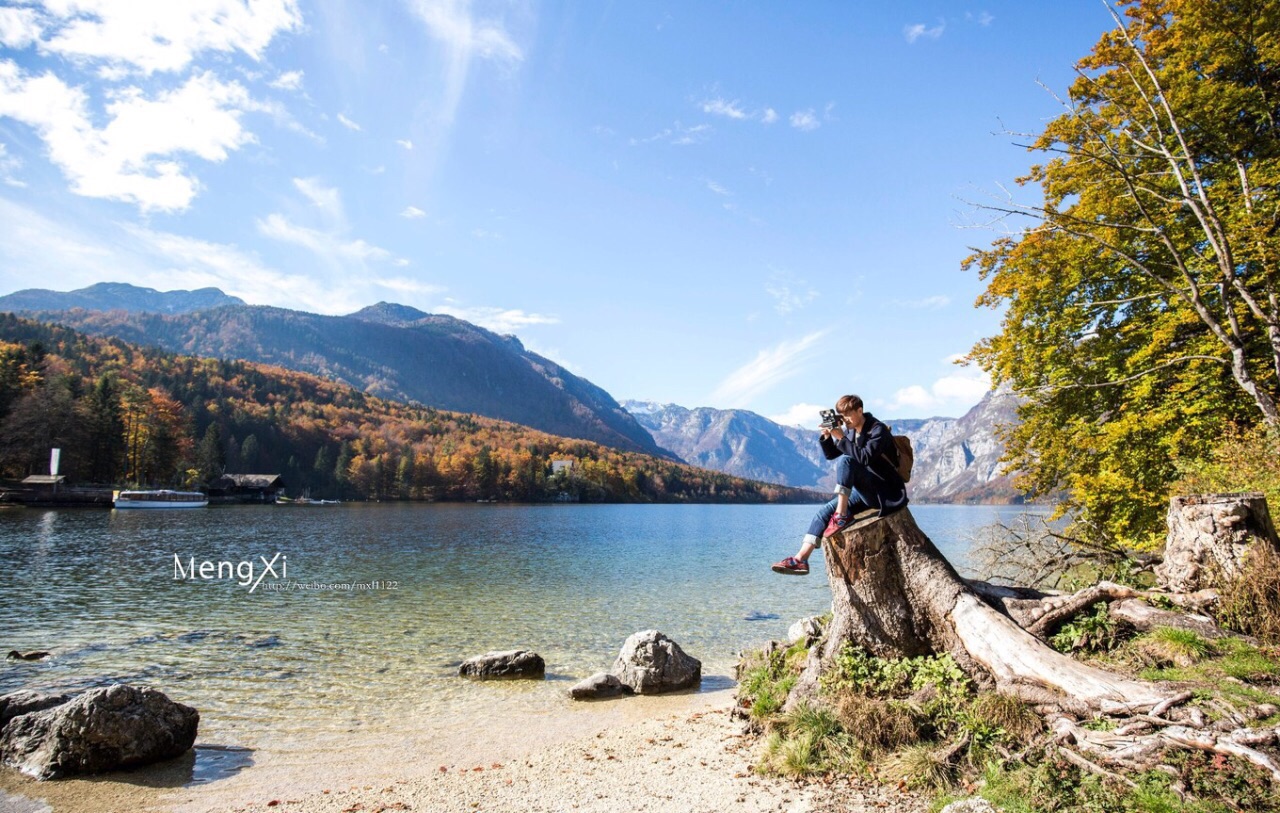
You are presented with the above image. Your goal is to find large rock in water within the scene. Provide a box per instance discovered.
[610,630,701,694]
[458,649,546,680]
[1157,492,1280,592]
[0,685,198,779]
[0,691,70,732]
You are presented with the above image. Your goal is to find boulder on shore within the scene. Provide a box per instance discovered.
[0,691,70,733]
[0,685,199,780]
[610,630,701,695]
[458,649,546,680]
[568,672,632,701]
[788,616,826,646]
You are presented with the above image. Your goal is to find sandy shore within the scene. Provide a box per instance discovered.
[1,698,929,813]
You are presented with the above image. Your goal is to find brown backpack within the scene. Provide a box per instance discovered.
[882,429,914,483]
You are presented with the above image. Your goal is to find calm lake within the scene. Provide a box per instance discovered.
[0,502,1046,802]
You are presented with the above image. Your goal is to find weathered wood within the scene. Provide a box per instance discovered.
[1110,599,1246,642]
[1157,492,1279,592]
[790,508,1170,713]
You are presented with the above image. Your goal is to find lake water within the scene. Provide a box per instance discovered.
[0,502,1045,807]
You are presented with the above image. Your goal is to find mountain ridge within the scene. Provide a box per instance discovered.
[0,288,668,459]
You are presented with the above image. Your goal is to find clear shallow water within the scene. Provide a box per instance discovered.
[0,503,1045,761]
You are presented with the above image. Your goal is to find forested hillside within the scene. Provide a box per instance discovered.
[0,315,815,504]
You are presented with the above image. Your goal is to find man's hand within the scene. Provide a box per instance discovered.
[830,425,845,440]
[819,428,832,441]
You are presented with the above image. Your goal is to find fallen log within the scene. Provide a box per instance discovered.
[788,508,1171,713]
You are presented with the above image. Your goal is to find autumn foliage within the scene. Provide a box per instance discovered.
[0,314,816,504]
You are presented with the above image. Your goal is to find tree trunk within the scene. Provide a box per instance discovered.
[1156,492,1279,592]
[789,508,1169,714]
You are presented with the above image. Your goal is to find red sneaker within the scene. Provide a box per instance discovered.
[822,511,851,538]
[771,557,810,575]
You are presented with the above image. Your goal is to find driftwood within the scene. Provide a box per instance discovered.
[788,508,1169,713]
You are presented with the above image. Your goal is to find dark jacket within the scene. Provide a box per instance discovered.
[819,412,908,515]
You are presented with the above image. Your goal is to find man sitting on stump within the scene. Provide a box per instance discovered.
[772,394,908,575]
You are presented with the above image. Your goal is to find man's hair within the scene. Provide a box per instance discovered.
[836,394,863,414]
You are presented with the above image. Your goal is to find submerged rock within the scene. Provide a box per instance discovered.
[0,684,198,779]
[610,630,701,694]
[568,672,632,701]
[458,649,545,680]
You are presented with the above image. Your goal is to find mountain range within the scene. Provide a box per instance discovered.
[0,284,667,458]
[0,282,1023,501]
[625,391,1023,503]
[0,282,245,314]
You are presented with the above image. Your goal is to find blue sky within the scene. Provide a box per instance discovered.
[0,1,1113,425]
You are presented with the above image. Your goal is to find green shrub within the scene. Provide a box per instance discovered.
[1049,602,1127,654]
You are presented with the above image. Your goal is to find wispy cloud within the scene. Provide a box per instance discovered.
[710,330,831,407]
[893,295,951,310]
[292,176,343,222]
[436,303,558,334]
[765,272,818,315]
[701,97,747,120]
[337,112,362,131]
[904,20,946,43]
[269,69,304,91]
[705,179,730,196]
[396,138,413,149]
[630,122,711,147]
[700,95,779,125]
[966,10,995,26]
[0,141,24,187]
[789,109,820,131]
[400,205,427,219]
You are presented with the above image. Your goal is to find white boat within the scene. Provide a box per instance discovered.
[113,489,209,509]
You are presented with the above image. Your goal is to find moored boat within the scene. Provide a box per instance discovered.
[113,490,209,509]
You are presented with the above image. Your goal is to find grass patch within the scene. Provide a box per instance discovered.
[1132,627,1216,668]
[1049,601,1129,654]
[1134,636,1280,686]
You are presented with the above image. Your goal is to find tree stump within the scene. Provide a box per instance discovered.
[789,508,1168,713]
[1156,493,1280,593]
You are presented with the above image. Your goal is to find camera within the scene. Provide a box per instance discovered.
[819,409,843,430]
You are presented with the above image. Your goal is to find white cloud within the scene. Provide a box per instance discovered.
[710,330,831,408]
[966,11,994,26]
[789,109,820,131]
[292,176,343,221]
[396,138,414,149]
[886,367,991,415]
[375,276,445,295]
[701,97,747,120]
[337,112,362,131]
[435,304,558,333]
[32,0,302,76]
[768,402,828,430]
[705,179,730,196]
[0,7,43,49]
[258,212,392,263]
[269,69,304,91]
[765,272,818,315]
[401,205,427,219]
[630,122,711,147]
[761,108,778,124]
[904,21,945,43]
[0,142,24,187]
[407,0,523,134]
[894,295,951,310]
[0,62,264,212]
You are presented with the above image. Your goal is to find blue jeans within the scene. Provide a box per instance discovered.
[805,455,875,539]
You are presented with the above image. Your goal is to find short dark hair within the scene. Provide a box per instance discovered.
[836,394,863,414]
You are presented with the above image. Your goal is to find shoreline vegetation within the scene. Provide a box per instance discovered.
[0,314,819,506]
